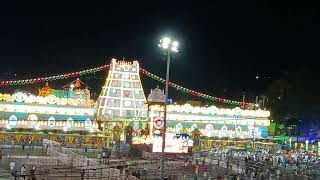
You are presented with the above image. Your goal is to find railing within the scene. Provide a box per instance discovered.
[46,147,73,166]
[2,155,60,166]
[43,139,141,179]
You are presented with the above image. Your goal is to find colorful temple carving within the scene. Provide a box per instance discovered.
[38,82,54,97]
[97,59,147,119]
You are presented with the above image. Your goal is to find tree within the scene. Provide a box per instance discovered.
[264,68,320,136]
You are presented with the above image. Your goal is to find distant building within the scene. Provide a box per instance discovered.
[147,86,165,103]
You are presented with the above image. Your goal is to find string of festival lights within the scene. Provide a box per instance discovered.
[139,68,253,107]
[0,65,110,87]
[0,64,253,106]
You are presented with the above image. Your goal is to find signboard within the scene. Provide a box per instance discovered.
[152,133,189,153]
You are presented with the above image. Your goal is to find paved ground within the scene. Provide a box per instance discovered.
[0,162,11,180]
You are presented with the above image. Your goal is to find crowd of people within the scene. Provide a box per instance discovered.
[207,145,320,179]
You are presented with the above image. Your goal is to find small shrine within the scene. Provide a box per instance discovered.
[147,86,166,103]
[38,82,54,97]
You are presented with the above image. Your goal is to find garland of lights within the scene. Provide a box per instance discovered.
[0,65,110,87]
[140,68,254,107]
[0,63,253,106]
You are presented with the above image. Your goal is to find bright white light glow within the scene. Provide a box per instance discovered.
[171,46,178,52]
[162,43,169,49]
[172,41,179,47]
[159,37,179,52]
[162,37,171,44]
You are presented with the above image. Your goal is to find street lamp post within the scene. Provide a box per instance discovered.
[159,37,179,180]
[252,96,259,149]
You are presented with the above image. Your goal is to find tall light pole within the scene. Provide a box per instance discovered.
[158,37,179,180]
[252,96,259,149]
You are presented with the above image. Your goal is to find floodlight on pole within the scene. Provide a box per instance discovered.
[159,36,179,180]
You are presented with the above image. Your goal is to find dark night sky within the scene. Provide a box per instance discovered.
[0,1,319,103]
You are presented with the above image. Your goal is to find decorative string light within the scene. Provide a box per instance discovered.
[140,68,254,107]
[0,62,254,106]
[0,65,110,87]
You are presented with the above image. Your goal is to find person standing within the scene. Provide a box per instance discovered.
[195,164,199,176]
[30,166,36,180]
[29,140,32,149]
[107,153,110,164]
[203,166,208,177]
[276,169,280,179]
[98,152,101,163]
[102,151,106,164]
[136,170,140,179]
[21,164,26,180]
[9,161,15,176]
[81,169,85,180]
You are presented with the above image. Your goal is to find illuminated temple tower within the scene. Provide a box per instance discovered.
[97,59,147,119]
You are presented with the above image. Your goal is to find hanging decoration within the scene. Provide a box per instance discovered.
[140,68,254,107]
[0,60,255,106]
[0,64,110,87]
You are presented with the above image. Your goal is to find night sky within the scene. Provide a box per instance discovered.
[0,1,319,103]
